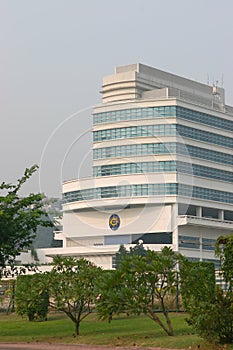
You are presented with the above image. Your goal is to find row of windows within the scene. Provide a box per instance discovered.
[93,142,233,165]
[179,235,216,251]
[177,125,233,149]
[190,163,233,182]
[176,106,233,131]
[63,183,176,203]
[186,144,233,165]
[93,124,176,142]
[93,124,233,149]
[93,142,176,159]
[93,161,233,182]
[93,161,177,176]
[93,106,233,132]
[93,106,176,124]
[185,185,233,203]
[63,183,233,204]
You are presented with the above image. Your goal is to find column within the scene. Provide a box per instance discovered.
[218,209,224,221]
[196,206,202,217]
[171,203,179,251]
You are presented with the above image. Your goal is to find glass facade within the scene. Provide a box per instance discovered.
[63,183,233,204]
[93,106,176,124]
[93,161,233,182]
[93,142,233,165]
[93,124,233,149]
[93,124,176,142]
[93,161,177,177]
[178,235,200,249]
[93,142,233,166]
[186,144,233,165]
[202,238,216,251]
[93,142,176,159]
[179,236,216,251]
[177,125,233,149]
[93,106,233,132]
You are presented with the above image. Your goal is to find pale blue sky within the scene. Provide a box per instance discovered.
[1,0,233,197]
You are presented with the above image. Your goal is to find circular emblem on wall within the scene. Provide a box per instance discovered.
[109,214,120,231]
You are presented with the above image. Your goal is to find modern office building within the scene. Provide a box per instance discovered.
[43,63,233,269]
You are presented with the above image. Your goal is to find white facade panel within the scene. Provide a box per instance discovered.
[63,205,172,238]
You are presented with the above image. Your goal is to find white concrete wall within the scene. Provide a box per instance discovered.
[63,204,172,238]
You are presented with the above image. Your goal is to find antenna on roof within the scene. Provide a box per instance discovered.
[212,79,225,112]
[221,74,224,88]
[212,80,219,96]
[207,74,209,85]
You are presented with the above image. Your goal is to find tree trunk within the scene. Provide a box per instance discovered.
[160,298,174,336]
[149,309,174,336]
[74,321,80,336]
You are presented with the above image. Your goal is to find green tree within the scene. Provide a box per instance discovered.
[15,274,49,321]
[47,256,102,336]
[0,165,53,277]
[115,242,147,269]
[180,242,233,344]
[180,259,216,309]
[97,247,180,336]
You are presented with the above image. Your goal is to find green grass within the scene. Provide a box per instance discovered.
[0,311,232,350]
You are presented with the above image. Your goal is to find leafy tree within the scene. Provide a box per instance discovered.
[97,247,180,336]
[180,259,216,309]
[46,256,102,336]
[15,274,49,321]
[129,241,148,256]
[115,242,147,269]
[180,241,233,344]
[0,165,53,277]
[115,244,128,268]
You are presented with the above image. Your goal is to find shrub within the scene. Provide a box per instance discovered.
[15,274,49,321]
[186,287,233,344]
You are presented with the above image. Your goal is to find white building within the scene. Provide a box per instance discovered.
[39,63,233,269]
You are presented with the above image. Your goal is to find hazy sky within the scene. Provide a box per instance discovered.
[1,0,233,198]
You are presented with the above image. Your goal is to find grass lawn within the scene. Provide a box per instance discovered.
[0,311,232,350]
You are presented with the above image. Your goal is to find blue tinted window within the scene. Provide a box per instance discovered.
[93,142,233,166]
[93,106,233,133]
[63,183,233,204]
[93,124,233,149]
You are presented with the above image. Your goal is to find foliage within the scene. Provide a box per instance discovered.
[46,256,102,336]
[115,242,147,269]
[180,259,216,309]
[96,247,180,336]
[184,287,233,344]
[216,234,233,291]
[30,245,39,263]
[1,264,38,279]
[180,249,233,344]
[0,165,53,277]
[15,274,49,321]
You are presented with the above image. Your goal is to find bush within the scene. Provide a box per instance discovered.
[15,274,49,321]
[186,287,233,344]
[180,258,233,344]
